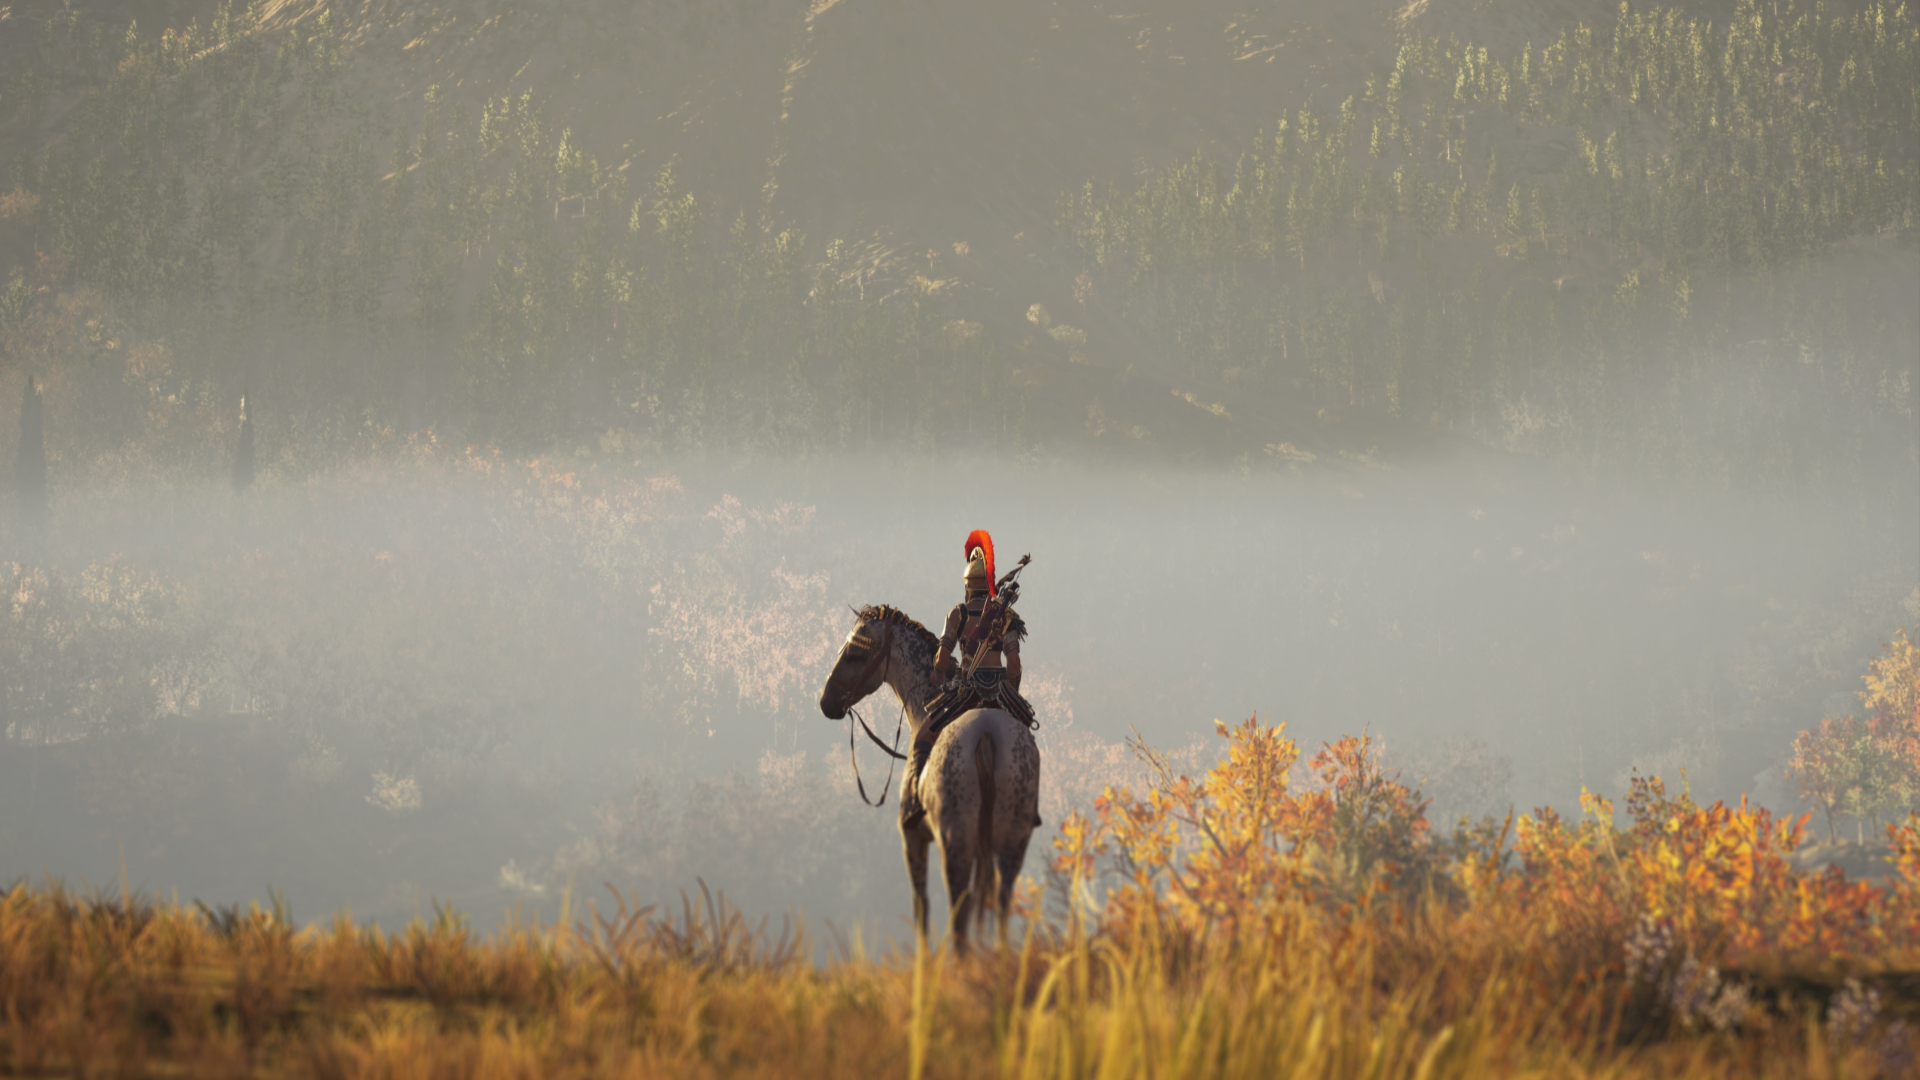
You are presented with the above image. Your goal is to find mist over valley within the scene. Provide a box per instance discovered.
[0,0,1916,1072]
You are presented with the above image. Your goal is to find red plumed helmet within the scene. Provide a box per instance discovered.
[963,529,995,598]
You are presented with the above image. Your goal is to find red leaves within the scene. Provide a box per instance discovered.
[1052,712,1920,984]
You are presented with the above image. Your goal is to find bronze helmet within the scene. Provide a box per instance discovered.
[964,547,989,597]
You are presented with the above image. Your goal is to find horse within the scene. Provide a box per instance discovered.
[818,604,1040,954]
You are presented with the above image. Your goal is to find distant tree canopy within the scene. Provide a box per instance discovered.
[1056,0,1918,481]
[0,0,1913,481]
[0,3,1013,459]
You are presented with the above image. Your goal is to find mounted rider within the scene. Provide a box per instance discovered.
[903,529,1036,827]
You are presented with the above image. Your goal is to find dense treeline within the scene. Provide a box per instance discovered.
[0,2,1015,458]
[1057,0,1918,482]
[0,0,1914,476]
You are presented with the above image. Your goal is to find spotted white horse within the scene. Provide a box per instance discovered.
[818,605,1040,953]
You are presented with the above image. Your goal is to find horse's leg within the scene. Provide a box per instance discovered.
[904,819,932,943]
[996,834,1032,951]
[942,831,976,956]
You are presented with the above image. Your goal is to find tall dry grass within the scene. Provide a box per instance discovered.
[0,879,914,1079]
[7,722,1919,1079]
[0,879,1901,1078]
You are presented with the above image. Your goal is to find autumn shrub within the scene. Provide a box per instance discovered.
[1050,713,1920,1061]
[1787,628,1920,842]
[1048,719,1441,939]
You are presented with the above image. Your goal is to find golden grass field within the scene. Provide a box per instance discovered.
[5,715,1917,1080]
[0,877,1907,1079]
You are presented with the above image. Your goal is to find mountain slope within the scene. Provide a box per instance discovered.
[0,0,1908,468]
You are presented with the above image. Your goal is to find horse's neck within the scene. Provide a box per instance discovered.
[885,640,934,739]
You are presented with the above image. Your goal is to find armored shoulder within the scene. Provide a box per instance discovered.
[940,603,966,647]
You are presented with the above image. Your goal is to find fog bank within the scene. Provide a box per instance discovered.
[3,446,1913,935]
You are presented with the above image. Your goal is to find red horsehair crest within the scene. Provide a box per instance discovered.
[964,529,996,598]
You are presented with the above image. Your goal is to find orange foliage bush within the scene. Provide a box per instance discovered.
[1054,714,1920,1039]
[1052,719,1431,939]
[1788,629,1920,841]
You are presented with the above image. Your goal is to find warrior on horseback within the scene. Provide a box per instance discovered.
[904,530,1036,829]
[817,532,1041,952]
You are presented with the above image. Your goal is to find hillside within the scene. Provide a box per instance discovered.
[0,0,1912,470]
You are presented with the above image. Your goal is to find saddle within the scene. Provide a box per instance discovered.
[923,666,1037,740]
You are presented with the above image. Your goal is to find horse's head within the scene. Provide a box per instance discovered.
[819,616,891,721]
[819,605,939,724]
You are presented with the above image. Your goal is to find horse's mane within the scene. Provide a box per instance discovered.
[855,604,940,654]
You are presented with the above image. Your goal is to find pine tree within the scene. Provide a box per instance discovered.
[231,390,255,493]
[15,376,46,524]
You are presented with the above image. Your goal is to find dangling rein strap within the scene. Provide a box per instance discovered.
[846,703,908,808]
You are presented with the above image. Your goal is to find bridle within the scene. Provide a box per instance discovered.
[829,619,908,807]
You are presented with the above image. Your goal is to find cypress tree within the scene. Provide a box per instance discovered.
[231,390,255,493]
[15,376,46,523]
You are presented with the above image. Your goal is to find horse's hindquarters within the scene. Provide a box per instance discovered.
[923,709,1040,843]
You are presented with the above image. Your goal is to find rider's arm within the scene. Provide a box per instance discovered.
[934,605,963,680]
[1001,610,1025,690]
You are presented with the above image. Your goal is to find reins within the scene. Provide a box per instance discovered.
[846,699,906,807]
[834,622,909,807]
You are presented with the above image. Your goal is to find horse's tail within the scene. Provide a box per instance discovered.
[973,731,997,939]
